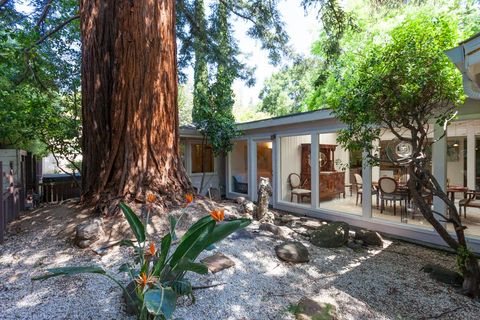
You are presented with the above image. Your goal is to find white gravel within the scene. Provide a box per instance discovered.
[1,201,479,320]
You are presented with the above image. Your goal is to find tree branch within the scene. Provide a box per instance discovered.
[27,14,80,51]
[36,0,53,28]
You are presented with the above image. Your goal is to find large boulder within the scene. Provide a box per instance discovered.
[354,229,383,246]
[295,297,337,320]
[310,222,349,248]
[75,218,104,248]
[275,241,309,263]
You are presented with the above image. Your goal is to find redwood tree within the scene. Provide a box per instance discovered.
[80,0,191,213]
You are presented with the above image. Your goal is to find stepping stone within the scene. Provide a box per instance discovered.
[275,241,309,263]
[295,297,337,320]
[201,253,235,273]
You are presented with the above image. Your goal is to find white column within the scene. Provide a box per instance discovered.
[372,140,380,182]
[248,138,256,201]
[432,123,447,225]
[311,133,319,209]
[361,150,372,218]
[467,127,476,190]
[274,135,281,206]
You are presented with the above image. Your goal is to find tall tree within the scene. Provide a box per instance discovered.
[192,0,239,194]
[80,1,191,213]
[329,11,480,297]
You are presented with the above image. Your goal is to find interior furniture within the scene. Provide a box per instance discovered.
[354,173,378,207]
[459,190,480,219]
[378,177,408,216]
[300,144,345,200]
[288,173,311,203]
[233,174,248,194]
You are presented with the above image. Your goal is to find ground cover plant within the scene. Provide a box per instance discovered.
[32,195,251,319]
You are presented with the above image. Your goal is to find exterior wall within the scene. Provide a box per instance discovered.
[179,138,223,195]
[0,149,26,190]
[223,105,480,254]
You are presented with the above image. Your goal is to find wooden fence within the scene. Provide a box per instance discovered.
[39,180,81,204]
[0,161,25,243]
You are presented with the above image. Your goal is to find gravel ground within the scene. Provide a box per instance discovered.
[1,201,479,320]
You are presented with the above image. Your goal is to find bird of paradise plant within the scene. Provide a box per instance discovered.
[32,193,250,320]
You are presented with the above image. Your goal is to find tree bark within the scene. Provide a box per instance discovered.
[80,0,191,213]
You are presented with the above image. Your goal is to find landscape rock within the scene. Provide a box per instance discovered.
[295,297,337,320]
[259,223,293,239]
[234,197,246,204]
[346,239,363,251]
[354,229,383,246]
[275,241,309,263]
[300,219,324,230]
[75,218,104,248]
[208,187,222,201]
[310,222,349,248]
[422,264,463,287]
[201,253,235,273]
[280,214,301,224]
[255,177,273,223]
[241,200,256,216]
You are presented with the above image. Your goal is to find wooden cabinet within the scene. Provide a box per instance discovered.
[301,144,345,199]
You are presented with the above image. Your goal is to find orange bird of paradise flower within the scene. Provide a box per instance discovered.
[146,243,156,256]
[185,193,194,204]
[146,193,156,203]
[210,209,225,222]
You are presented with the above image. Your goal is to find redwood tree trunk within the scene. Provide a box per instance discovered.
[80,0,191,213]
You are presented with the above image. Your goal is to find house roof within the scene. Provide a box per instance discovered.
[179,108,334,137]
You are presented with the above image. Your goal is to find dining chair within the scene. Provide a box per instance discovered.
[459,190,480,219]
[288,173,311,203]
[378,177,408,216]
[354,173,378,207]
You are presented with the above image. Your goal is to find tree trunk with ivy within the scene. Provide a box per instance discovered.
[407,161,480,297]
[80,0,191,214]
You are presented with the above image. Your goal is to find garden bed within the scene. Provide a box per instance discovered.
[0,200,479,319]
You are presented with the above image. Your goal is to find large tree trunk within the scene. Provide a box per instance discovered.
[80,0,191,213]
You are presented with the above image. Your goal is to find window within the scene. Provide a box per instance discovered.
[230,140,248,194]
[191,143,214,173]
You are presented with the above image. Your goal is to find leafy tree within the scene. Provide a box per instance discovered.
[259,57,320,116]
[192,0,239,194]
[328,11,480,297]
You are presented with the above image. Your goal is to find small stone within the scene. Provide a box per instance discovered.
[259,223,293,239]
[310,222,349,248]
[201,253,235,273]
[300,219,323,230]
[234,197,246,204]
[275,241,309,263]
[77,239,92,249]
[241,201,256,215]
[75,218,104,248]
[295,297,337,320]
[354,229,383,246]
[229,229,254,240]
[280,214,300,224]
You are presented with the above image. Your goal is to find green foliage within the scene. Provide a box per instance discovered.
[457,245,473,275]
[192,0,240,162]
[259,57,321,116]
[33,199,251,320]
[328,10,464,151]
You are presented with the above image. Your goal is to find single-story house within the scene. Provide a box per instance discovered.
[180,97,480,253]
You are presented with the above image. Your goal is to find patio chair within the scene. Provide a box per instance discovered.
[378,177,408,216]
[353,173,378,207]
[459,190,480,219]
[288,173,311,203]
